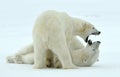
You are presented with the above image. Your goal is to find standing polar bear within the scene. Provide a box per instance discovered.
[7,10,101,69]
[32,10,101,69]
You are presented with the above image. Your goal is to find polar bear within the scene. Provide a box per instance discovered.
[7,10,101,69]
[32,10,101,69]
[53,40,101,68]
[7,40,101,68]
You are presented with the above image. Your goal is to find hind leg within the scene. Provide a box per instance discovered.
[49,33,76,69]
[7,44,34,64]
[52,45,76,69]
[33,36,47,69]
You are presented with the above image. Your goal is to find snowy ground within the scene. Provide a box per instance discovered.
[0,0,120,77]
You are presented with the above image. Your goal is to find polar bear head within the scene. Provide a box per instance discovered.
[87,40,101,51]
[78,22,101,42]
[82,23,100,42]
[82,40,101,66]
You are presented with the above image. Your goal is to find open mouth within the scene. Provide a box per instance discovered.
[85,31,101,42]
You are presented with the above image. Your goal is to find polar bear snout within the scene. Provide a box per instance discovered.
[85,31,101,42]
[97,31,101,35]
[91,31,101,35]
[92,41,101,49]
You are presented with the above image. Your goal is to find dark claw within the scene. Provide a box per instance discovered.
[88,40,92,45]
[85,36,89,42]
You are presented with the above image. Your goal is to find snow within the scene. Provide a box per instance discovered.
[0,0,120,77]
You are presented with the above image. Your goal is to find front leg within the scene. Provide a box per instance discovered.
[33,36,47,69]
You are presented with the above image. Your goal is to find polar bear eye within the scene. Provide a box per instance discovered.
[92,27,95,29]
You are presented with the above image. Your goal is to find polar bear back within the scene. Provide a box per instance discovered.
[34,10,73,31]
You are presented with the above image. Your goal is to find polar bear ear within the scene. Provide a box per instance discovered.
[88,40,92,45]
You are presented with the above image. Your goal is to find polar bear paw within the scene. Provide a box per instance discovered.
[14,55,23,64]
[6,56,14,63]
[33,64,45,69]
[62,64,77,69]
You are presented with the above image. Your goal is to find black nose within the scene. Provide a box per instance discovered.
[97,41,101,43]
[98,31,101,35]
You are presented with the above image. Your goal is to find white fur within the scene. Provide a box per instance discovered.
[7,41,100,68]
[7,10,100,69]
[54,41,100,68]
[7,37,83,65]
[32,10,98,69]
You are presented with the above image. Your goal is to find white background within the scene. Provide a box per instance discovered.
[0,0,120,77]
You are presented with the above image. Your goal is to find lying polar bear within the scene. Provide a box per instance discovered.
[7,40,101,68]
[7,37,84,66]
[54,40,101,68]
